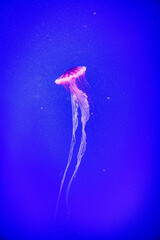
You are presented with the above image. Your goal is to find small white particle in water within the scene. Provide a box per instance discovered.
[93,12,96,15]
[41,107,43,110]
[107,96,111,100]
[103,169,106,172]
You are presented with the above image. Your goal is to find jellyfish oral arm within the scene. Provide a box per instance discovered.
[66,89,90,208]
[55,93,79,216]
[66,121,87,208]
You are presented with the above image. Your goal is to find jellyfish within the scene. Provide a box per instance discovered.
[55,66,90,215]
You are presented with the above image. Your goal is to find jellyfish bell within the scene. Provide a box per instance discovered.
[55,66,86,85]
[55,66,92,112]
[55,66,91,216]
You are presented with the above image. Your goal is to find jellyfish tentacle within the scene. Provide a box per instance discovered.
[55,93,79,217]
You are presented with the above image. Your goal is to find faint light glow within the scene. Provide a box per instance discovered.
[93,12,96,15]
[107,96,111,100]
[40,106,43,110]
[102,169,106,172]
[82,25,87,28]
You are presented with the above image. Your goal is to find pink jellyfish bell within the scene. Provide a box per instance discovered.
[55,66,86,85]
[55,66,90,215]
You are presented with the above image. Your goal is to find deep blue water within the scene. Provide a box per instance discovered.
[1,0,160,239]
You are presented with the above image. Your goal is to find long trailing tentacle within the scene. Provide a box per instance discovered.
[55,93,79,217]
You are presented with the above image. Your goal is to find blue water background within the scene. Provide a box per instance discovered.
[1,0,159,239]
